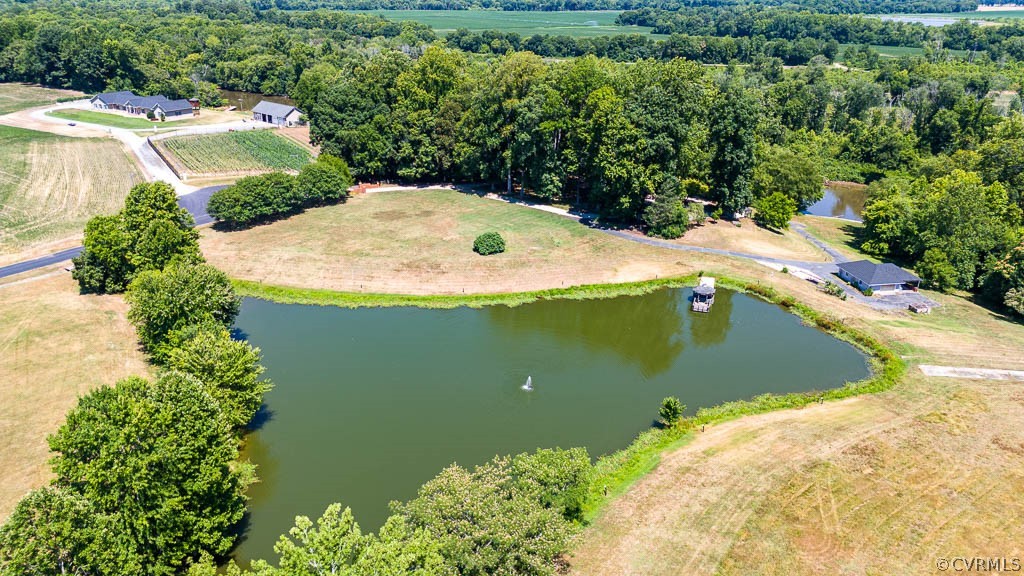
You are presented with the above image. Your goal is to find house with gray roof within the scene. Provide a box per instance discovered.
[90,91,197,118]
[837,260,921,294]
[90,91,138,110]
[252,100,303,126]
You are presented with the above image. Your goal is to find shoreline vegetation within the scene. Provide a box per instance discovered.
[234,272,905,523]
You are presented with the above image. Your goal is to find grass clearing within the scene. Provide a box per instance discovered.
[158,130,311,177]
[0,83,84,116]
[201,189,698,295]
[0,272,148,522]
[0,125,143,258]
[356,9,663,37]
[794,215,873,262]
[674,219,829,262]
[47,108,245,131]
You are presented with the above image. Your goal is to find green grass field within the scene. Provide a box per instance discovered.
[839,43,968,59]
[161,130,311,175]
[357,10,662,37]
[0,84,84,116]
[880,10,1024,24]
[47,109,170,129]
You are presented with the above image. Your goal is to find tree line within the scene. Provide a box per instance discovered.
[259,0,979,14]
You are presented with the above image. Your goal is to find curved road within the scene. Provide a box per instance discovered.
[0,186,225,279]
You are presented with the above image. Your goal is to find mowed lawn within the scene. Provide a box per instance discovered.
[200,189,699,294]
[0,83,84,115]
[46,108,246,131]
[0,125,143,261]
[159,130,311,176]
[357,9,663,37]
[0,272,148,523]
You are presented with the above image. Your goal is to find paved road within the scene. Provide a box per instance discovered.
[0,186,223,279]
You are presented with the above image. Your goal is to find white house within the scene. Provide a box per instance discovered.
[252,100,303,126]
[837,260,921,295]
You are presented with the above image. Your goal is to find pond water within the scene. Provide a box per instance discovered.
[804,185,867,221]
[219,90,295,112]
[232,288,869,562]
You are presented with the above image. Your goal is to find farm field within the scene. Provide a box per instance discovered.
[0,272,148,523]
[158,129,311,177]
[839,43,969,59]
[0,125,143,260]
[356,9,663,37]
[0,83,83,115]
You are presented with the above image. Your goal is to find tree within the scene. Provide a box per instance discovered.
[0,488,141,576]
[643,177,688,239]
[709,79,760,216]
[916,248,958,292]
[753,147,823,210]
[753,192,797,230]
[126,262,241,357]
[295,154,354,206]
[394,457,577,576]
[473,232,506,255]
[510,448,592,523]
[659,396,684,425]
[72,181,199,294]
[48,373,247,573]
[274,503,364,576]
[165,325,272,431]
[207,172,301,227]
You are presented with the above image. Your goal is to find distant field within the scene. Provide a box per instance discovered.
[878,10,1024,25]
[0,125,143,257]
[159,129,311,176]
[357,10,662,37]
[0,84,84,116]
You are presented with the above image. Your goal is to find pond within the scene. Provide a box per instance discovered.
[232,287,870,562]
[804,184,867,221]
[219,90,295,113]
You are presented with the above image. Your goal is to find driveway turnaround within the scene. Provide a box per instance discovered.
[0,186,224,279]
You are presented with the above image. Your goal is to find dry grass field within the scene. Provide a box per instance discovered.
[0,272,148,522]
[0,83,84,115]
[674,218,829,262]
[201,189,701,294]
[795,215,875,262]
[0,125,143,261]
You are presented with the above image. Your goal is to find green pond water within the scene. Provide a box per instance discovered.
[232,287,869,562]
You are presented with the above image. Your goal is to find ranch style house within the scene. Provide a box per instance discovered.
[252,100,303,126]
[837,260,922,294]
[91,91,197,118]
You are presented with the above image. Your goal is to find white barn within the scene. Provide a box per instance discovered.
[252,100,303,127]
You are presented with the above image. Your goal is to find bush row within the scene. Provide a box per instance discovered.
[207,154,353,228]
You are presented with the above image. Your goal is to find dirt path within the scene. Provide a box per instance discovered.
[919,364,1024,381]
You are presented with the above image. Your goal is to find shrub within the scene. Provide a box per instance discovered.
[295,154,354,206]
[659,396,684,426]
[753,192,797,230]
[823,280,848,300]
[473,232,506,255]
[863,287,874,296]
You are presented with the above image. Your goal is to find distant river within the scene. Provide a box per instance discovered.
[231,288,869,563]
[219,90,295,112]
[805,184,868,221]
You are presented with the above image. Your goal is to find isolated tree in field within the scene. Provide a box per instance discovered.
[0,487,141,576]
[473,232,506,255]
[659,396,684,425]
[166,325,272,430]
[753,147,823,210]
[295,153,354,206]
[48,373,247,573]
[126,262,241,357]
[709,80,760,216]
[753,192,797,230]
